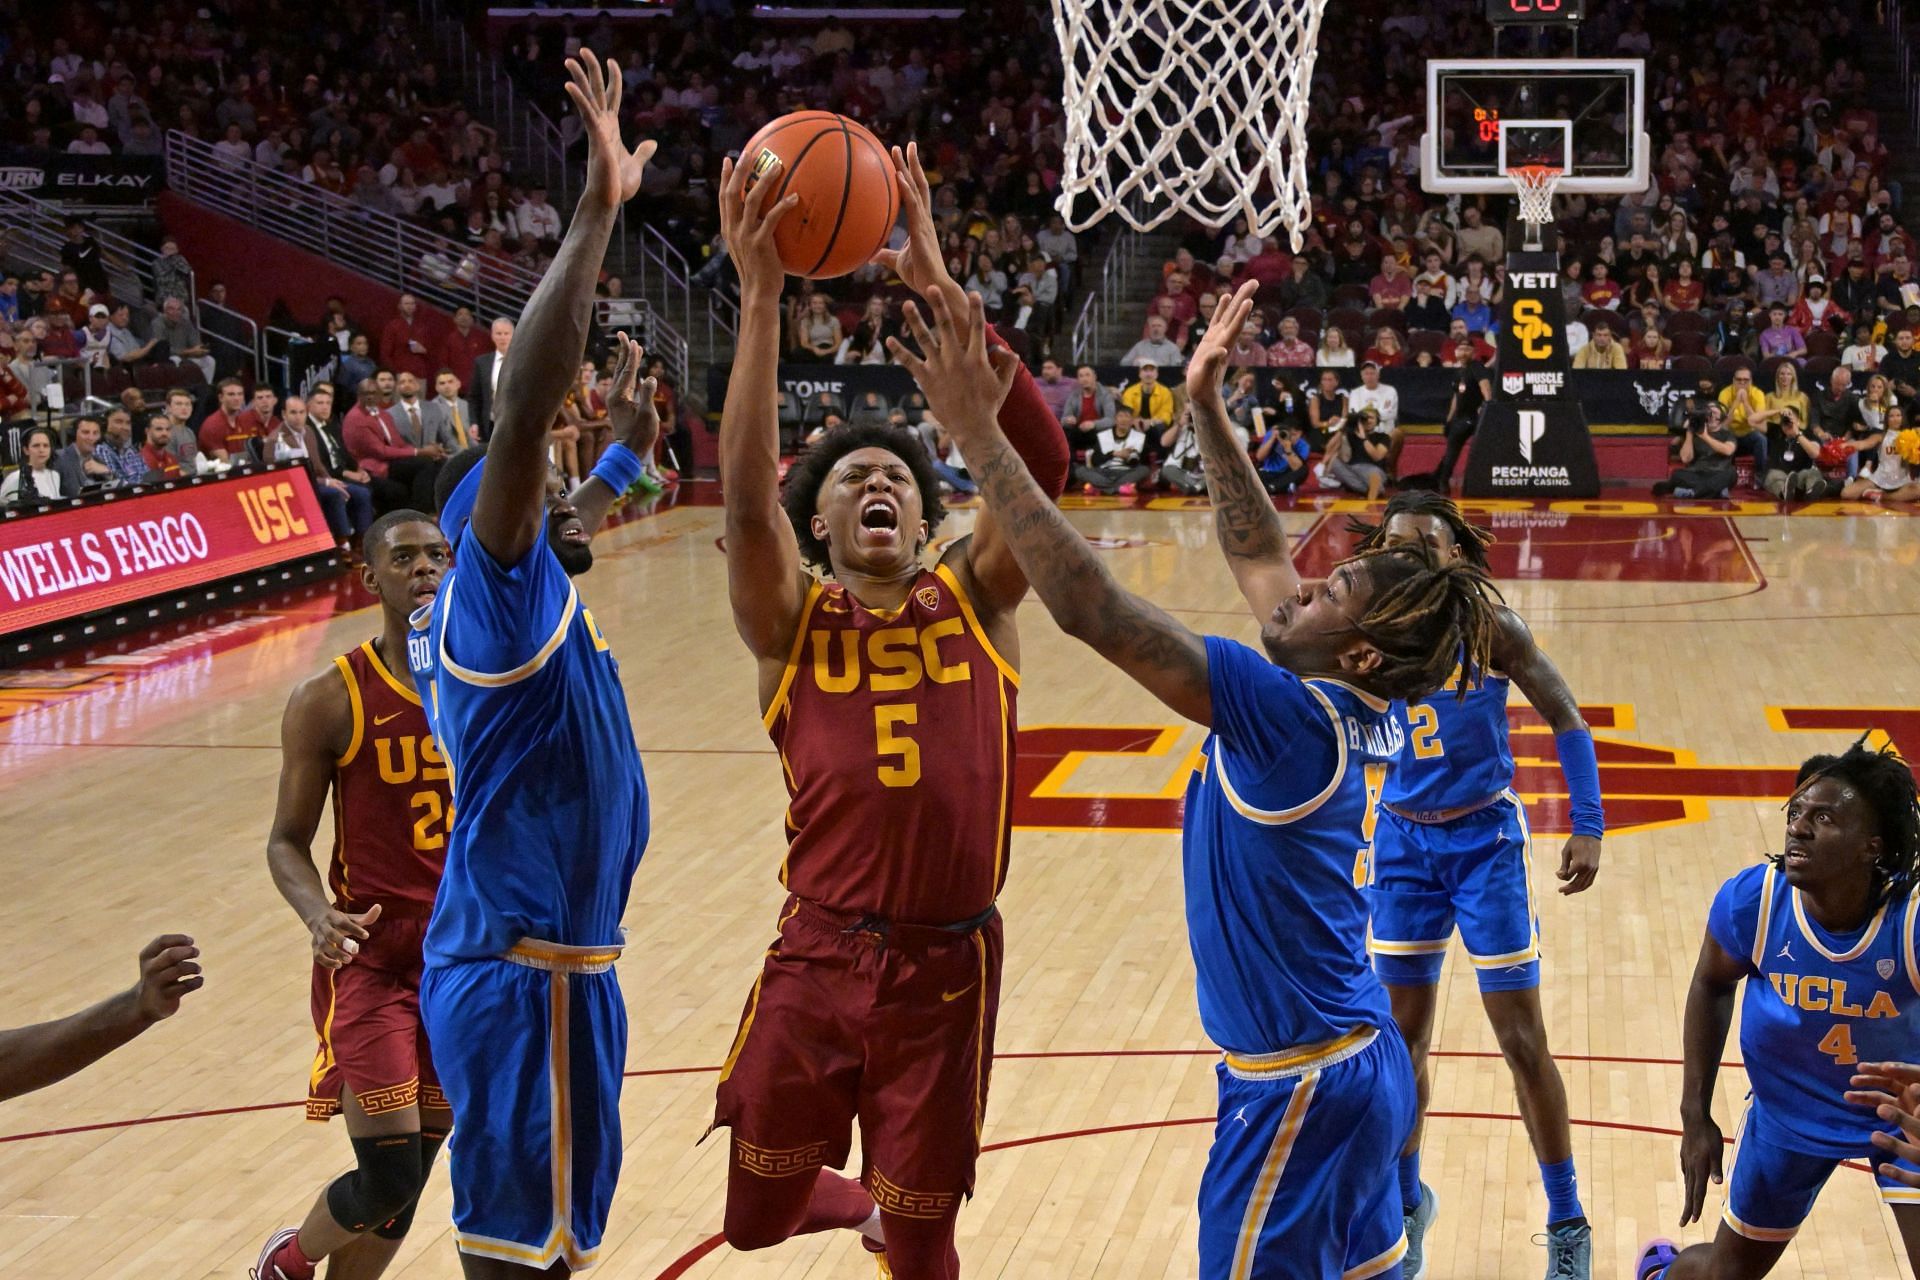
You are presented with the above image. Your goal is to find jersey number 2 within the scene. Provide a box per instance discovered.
[1408,704,1445,759]
[411,791,447,850]
[1818,1023,1858,1066]
[874,704,921,787]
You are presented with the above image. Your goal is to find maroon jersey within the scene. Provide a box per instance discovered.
[329,640,449,910]
[764,564,1017,924]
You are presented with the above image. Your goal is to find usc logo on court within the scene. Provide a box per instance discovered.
[808,619,972,694]
[1511,299,1554,360]
[237,481,311,544]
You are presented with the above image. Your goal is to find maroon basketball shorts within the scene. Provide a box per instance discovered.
[713,895,1004,1218]
[307,906,443,1121]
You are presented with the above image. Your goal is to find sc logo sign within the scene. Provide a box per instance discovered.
[1511,299,1554,360]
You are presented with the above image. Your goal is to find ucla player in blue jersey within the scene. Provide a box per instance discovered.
[1638,740,1920,1280]
[891,280,1502,1278]
[404,51,662,1278]
[1348,492,1604,1280]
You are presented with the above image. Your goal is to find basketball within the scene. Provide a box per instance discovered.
[740,111,898,280]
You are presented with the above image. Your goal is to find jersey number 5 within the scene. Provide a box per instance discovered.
[874,704,921,787]
[1408,704,1445,759]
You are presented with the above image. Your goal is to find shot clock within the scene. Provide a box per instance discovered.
[1485,0,1586,23]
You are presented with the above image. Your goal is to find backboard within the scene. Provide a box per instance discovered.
[1421,58,1647,195]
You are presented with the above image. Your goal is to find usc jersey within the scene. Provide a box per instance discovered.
[330,639,449,910]
[763,564,1017,925]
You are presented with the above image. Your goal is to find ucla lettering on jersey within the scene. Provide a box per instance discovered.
[1384,667,1513,814]
[1709,863,1920,1158]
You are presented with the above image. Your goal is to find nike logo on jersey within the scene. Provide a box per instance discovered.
[374,711,404,726]
[940,985,976,1003]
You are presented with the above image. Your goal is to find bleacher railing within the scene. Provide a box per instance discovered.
[623,214,695,356]
[1071,221,1142,364]
[198,296,261,380]
[594,298,689,396]
[1891,0,1920,147]
[0,187,191,313]
[411,0,571,205]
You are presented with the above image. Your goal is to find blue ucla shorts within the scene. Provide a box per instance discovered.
[1367,794,1542,992]
[1723,1101,1920,1242]
[1198,1025,1415,1280]
[420,939,628,1271]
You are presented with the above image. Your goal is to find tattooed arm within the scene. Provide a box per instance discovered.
[889,291,1214,726]
[1187,283,1301,624]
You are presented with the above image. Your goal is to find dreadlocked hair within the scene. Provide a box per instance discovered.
[780,424,947,570]
[1776,734,1920,901]
[1338,540,1504,703]
[1345,490,1496,568]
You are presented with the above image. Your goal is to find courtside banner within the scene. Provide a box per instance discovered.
[0,467,336,636]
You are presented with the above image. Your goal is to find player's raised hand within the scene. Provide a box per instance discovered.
[132,934,204,1022]
[563,48,656,212]
[605,332,661,456]
[872,143,964,310]
[1188,281,1259,406]
[718,152,798,300]
[306,901,381,970]
[1676,1111,1724,1226]
[889,290,1021,447]
[1847,1062,1920,1185]
[1557,834,1601,894]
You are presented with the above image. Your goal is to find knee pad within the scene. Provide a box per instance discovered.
[327,1133,424,1234]
[371,1129,447,1240]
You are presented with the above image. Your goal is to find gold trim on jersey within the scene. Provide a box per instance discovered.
[1228,1069,1317,1280]
[503,937,623,974]
[1791,887,1887,964]
[1466,789,1540,970]
[1224,1027,1376,1080]
[360,639,422,706]
[1214,683,1347,825]
[762,581,824,731]
[1308,676,1389,713]
[990,673,1012,892]
[334,655,366,768]
[936,563,1019,688]
[438,576,579,688]
[1752,869,1778,971]
[1344,1235,1410,1280]
[1905,896,1920,997]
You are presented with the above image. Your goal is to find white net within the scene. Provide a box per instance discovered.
[1510,164,1563,230]
[1050,0,1330,250]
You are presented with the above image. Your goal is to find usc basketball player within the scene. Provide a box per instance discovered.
[709,144,1069,1279]
[254,509,454,1280]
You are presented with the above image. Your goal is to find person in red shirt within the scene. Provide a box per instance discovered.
[342,375,445,512]
[379,293,434,381]
[198,379,254,461]
[439,307,490,394]
[234,384,284,449]
[1369,256,1414,310]
[140,416,185,479]
[1583,261,1624,309]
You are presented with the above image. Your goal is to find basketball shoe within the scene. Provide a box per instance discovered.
[1403,1182,1438,1280]
[1634,1238,1680,1279]
[1541,1218,1592,1278]
[250,1226,314,1280]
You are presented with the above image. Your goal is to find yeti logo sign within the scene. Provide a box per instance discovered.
[1519,409,1546,463]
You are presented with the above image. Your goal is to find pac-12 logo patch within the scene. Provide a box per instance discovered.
[1880,958,1898,979]
[916,585,941,610]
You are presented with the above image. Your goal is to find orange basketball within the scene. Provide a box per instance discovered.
[740,111,899,280]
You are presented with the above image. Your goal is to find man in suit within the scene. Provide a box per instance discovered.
[429,369,476,450]
[342,373,444,512]
[469,316,513,440]
[287,392,372,545]
[391,371,461,452]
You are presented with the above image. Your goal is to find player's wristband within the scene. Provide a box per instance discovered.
[1554,727,1605,839]
[590,442,645,494]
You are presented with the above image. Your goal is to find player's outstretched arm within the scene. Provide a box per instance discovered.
[1677,930,1746,1226]
[1847,1062,1920,1187]
[1498,608,1604,895]
[266,672,383,970]
[715,150,808,661]
[877,144,1069,618]
[470,49,654,567]
[1187,282,1300,624]
[0,935,201,1102]
[569,332,660,536]
[891,290,1213,726]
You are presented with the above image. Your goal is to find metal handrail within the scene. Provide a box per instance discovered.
[197,296,260,379]
[594,298,688,394]
[165,129,545,323]
[412,0,571,203]
[625,218,694,352]
[0,187,191,312]
[1070,290,1099,365]
[708,291,740,364]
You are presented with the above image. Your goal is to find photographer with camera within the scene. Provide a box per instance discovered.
[1653,402,1738,498]
[1761,404,1835,502]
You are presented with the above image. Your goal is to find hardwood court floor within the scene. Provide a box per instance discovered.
[4,491,1920,1279]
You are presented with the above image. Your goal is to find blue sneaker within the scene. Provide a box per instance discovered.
[1634,1238,1679,1280]
[1543,1219,1591,1279]
[1403,1183,1438,1280]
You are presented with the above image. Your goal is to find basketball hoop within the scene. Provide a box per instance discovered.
[1050,0,1331,249]
[1509,164,1563,248]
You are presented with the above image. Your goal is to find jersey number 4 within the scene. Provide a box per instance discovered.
[1818,1022,1858,1066]
[1408,704,1445,759]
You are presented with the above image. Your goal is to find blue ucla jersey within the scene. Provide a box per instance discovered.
[1382,668,1514,813]
[407,532,649,965]
[1709,864,1920,1158]
[1184,636,1404,1055]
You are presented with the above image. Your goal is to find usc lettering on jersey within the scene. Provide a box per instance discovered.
[764,565,1017,925]
[331,640,449,911]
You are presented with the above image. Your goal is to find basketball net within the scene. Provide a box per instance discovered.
[1510,164,1562,251]
[1050,0,1330,249]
